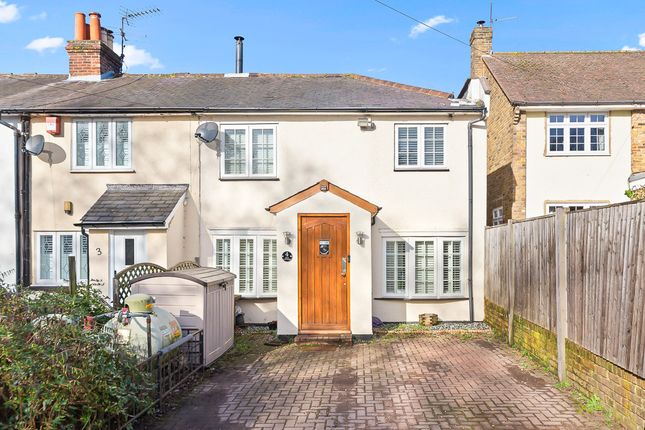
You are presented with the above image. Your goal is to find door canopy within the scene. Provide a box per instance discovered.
[266,179,381,219]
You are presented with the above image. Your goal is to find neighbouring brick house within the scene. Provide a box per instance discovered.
[461,22,645,225]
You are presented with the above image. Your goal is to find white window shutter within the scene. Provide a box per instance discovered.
[414,240,435,295]
[385,240,406,294]
[215,239,231,271]
[262,239,277,294]
[223,128,247,175]
[442,241,462,294]
[252,128,275,175]
[238,238,254,294]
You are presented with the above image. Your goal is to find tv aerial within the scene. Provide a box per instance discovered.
[489,1,518,31]
[119,7,161,71]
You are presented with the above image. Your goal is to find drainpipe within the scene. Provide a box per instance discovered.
[467,108,487,322]
[21,116,31,287]
[0,116,24,286]
[13,126,22,286]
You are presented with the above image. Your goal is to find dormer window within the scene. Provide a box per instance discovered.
[547,113,608,155]
[72,119,132,170]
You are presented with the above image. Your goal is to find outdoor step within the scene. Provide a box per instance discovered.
[294,334,352,345]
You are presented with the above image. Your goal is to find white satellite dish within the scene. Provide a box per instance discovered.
[24,135,45,156]
[194,122,219,143]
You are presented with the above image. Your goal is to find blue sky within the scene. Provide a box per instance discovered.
[0,0,643,94]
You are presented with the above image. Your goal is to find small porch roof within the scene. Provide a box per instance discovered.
[266,179,381,218]
[77,184,188,228]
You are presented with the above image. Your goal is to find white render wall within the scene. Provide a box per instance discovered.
[274,192,374,336]
[0,117,17,281]
[525,111,632,218]
[198,113,487,324]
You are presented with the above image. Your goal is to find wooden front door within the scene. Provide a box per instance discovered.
[298,214,350,333]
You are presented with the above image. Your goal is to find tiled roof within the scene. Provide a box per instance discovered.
[0,73,477,113]
[483,51,645,105]
[79,184,188,227]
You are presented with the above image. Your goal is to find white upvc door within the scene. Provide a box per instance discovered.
[110,231,147,276]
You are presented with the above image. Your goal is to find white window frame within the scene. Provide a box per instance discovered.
[219,124,278,179]
[492,206,504,226]
[381,235,465,299]
[546,113,608,156]
[394,123,447,170]
[72,119,133,171]
[546,202,607,214]
[35,232,88,285]
[210,230,278,297]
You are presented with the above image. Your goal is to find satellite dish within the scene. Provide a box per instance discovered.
[24,135,45,156]
[194,122,219,143]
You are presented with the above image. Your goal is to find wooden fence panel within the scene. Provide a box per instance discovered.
[485,199,645,378]
[567,201,645,377]
[511,217,556,331]
[484,225,509,308]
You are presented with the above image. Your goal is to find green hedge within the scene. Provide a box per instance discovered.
[0,285,153,429]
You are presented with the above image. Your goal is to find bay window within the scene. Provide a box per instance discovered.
[212,232,277,297]
[383,236,465,298]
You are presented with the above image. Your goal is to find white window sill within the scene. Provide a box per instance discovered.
[394,167,449,172]
[545,152,610,157]
[376,296,468,301]
[220,177,279,181]
[70,169,135,173]
[236,296,277,300]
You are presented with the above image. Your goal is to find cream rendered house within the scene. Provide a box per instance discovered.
[0,13,487,337]
[462,22,645,224]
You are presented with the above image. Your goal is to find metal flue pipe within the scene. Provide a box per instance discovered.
[234,36,244,73]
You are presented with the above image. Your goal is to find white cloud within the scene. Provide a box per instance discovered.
[409,15,453,38]
[639,32,645,47]
[123,45,163,70]
[621,45,639,51]
[0,0,19,23]
[25,36,64,53]
[29,11,47,21]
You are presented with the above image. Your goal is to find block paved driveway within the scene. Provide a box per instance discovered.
[154,334,609,429]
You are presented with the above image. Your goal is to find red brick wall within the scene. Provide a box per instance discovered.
[66,40,121,78]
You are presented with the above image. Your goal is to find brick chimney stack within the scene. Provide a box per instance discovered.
[65,12,122,80]
[470,20,493,79]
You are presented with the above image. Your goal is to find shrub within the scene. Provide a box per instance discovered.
[0,285,154,429]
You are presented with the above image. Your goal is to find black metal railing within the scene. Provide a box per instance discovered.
[118,329,204,429]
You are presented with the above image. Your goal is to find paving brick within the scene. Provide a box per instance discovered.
[153,335,609,429]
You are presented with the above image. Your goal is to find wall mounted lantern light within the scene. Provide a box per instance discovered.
[283,231,292,245]
[356,231,365,246]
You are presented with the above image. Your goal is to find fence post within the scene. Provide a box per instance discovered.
[507,219,515,346]
[555,208,569,381]
[68,256,77,296]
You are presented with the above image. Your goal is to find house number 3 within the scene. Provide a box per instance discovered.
[96,248,102,256]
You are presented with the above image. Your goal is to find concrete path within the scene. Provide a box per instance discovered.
[153,334,609,429]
